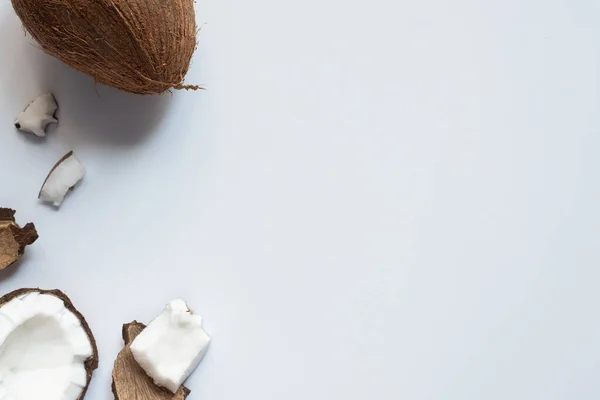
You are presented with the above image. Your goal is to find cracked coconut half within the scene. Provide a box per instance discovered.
[112,321,190,400]
[0,289,98,400]
[0,208,38,271]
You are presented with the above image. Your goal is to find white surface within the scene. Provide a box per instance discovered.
[131,299,211,393]
[0,0,599,399]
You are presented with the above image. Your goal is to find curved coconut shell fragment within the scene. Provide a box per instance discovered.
[0,208,38,270]
[112,321,190,400]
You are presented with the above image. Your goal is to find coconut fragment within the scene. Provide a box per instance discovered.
[112,321,190,400]
[0,288,98,400]
[0,208,38,271]
[39,151,85,207]
[15,93,58,137]
[130,300,211,393]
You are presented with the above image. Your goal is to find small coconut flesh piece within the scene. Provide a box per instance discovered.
[112,321,190,400]
[39,151,85,207]
[0,288,98,400]
[0,209,38,271]
[15,93,58,137]
[130,300,211,393]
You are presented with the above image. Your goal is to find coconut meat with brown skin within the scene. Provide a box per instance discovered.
[15,93,58,137]
[0,290,97,400]
[39,152,85,207]
[130,300,211,393]
[112,322,190,400]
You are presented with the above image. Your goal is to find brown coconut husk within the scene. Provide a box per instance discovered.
[0,288,99,400]
[11,0,198,95]
[0,208,38,271]
[112,321,191,400]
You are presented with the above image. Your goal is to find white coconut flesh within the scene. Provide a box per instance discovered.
[15,93,58,138]
[39,153,85,207]
[0,292,94,400]
[130,299,211,393]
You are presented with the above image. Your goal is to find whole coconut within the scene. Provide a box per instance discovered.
[11,0,198,94]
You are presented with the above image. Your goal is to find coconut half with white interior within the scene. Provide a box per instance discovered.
[0,289,98,400]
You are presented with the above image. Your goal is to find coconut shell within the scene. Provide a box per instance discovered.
[0,288,99,400]
[0,208,38,271]
[11,0,198,94]
[112,321,191,400]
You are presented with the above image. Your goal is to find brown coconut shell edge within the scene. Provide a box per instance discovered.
[0,208,38,271]
[0,288,99,400]
[0,208,16,223]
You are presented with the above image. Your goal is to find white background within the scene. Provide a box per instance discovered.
[0,0,599,399]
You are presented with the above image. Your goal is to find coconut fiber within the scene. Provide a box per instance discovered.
[11,0,198,94]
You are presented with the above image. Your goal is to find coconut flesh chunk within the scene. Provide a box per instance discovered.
[130,300,211,393]
[15,93,58,137]
[112,322,190,400]
[0,289,98,400]
[39,152,85,207]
